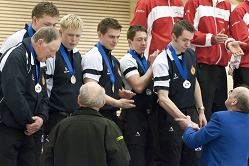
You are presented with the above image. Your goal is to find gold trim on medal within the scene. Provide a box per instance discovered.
[35,83,42,93]
[71,75,76,84]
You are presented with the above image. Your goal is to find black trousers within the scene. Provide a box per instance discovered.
[45,112,71,135]
[197,64,227,121]
[233,67,249,88]
[34,128,44,166]
[0,123,35,166]
[120,108,156,166]
[158,106,201,166]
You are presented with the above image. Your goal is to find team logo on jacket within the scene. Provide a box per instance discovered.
[191,65,195,75]
[118,68,121,76]
[42,74,45,85]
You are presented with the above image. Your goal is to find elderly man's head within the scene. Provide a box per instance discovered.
[78,82,106,110]
[225,86,249,113]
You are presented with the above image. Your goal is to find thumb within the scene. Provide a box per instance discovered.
[219,29,225,34]
[186,115,191,120]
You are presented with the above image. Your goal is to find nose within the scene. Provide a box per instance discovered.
[185,41,191,47]
[113,37,118,43]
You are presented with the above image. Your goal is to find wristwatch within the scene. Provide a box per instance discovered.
[197,106,205,111]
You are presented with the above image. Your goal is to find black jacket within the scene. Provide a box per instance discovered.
[0,37,49,129]
[41,107,130,166]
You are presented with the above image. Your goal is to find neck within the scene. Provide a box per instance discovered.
[171,42,181,54]
[132,49,143,58]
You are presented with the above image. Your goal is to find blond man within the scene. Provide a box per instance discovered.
[45,14,84,133]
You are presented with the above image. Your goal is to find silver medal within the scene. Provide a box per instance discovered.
[112,84,114,93]
[35,83,42,93]
[71,75,76,84]
[146,89,152,95]
[183,80,191,89]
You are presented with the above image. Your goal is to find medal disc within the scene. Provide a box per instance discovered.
[71,75,76,84]
[183,80,191,89]
[146,89,152,95]
[35,83,42,93]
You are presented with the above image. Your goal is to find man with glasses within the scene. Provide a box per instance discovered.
[176,86,249,166]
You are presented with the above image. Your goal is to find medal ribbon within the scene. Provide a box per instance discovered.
[168,43,187,80]
[30,40,40,84]
[128,49,148,73]
[59,44,75,75]
[28,25,34,37]
[96,42,115,84]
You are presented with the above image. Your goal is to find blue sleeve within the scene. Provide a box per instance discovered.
[183,113,222,148]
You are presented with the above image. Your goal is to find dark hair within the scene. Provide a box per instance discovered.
[32,2,59,19]
[97,18,122,35]
[127,24,147,40]
[171,20,195,38]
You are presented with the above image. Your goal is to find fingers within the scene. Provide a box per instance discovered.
[219,29,225,34]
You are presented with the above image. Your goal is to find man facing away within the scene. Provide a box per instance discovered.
[0,27,61,166]
[45,14,84,133]
[176,86,249,166]
[41,82,131,166]
[81,18,135,125]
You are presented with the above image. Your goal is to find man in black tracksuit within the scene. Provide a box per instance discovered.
[0,27,61,166]
[119,25,159,166]
[0,3,59,166]
[45,14,84,133]
[41,82,131,166]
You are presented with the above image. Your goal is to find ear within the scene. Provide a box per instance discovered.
[77,95,81,105]
[231,99,238,106]
[59,29,63,36]
[97,31,102,39]
[171,33,176,40]
[127,39,132,47]
[37,39,43,46]
[32,16,37,25]
[101,99,106,108]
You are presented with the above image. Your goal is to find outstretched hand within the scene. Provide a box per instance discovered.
[117,98,135,109]
[118,89,136,99]
[175,116,200,131]
[227,41,246,56]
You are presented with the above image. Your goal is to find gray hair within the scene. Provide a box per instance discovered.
[32,27,60,44]
[234,89,249,114]
[79,82,105,108]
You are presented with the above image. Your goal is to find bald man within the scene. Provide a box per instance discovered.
[176,86,249,166]
[41,82,130,166]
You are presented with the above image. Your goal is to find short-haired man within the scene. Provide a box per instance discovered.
[0,1,59,55]
[0,3,59,165]
[81,18,135,125]
[45,14,84,133]
[0,27,61,166]
[152,20,207,166]
[41,82,131,166]
[119,24,158,165]
[176,86,249,166]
